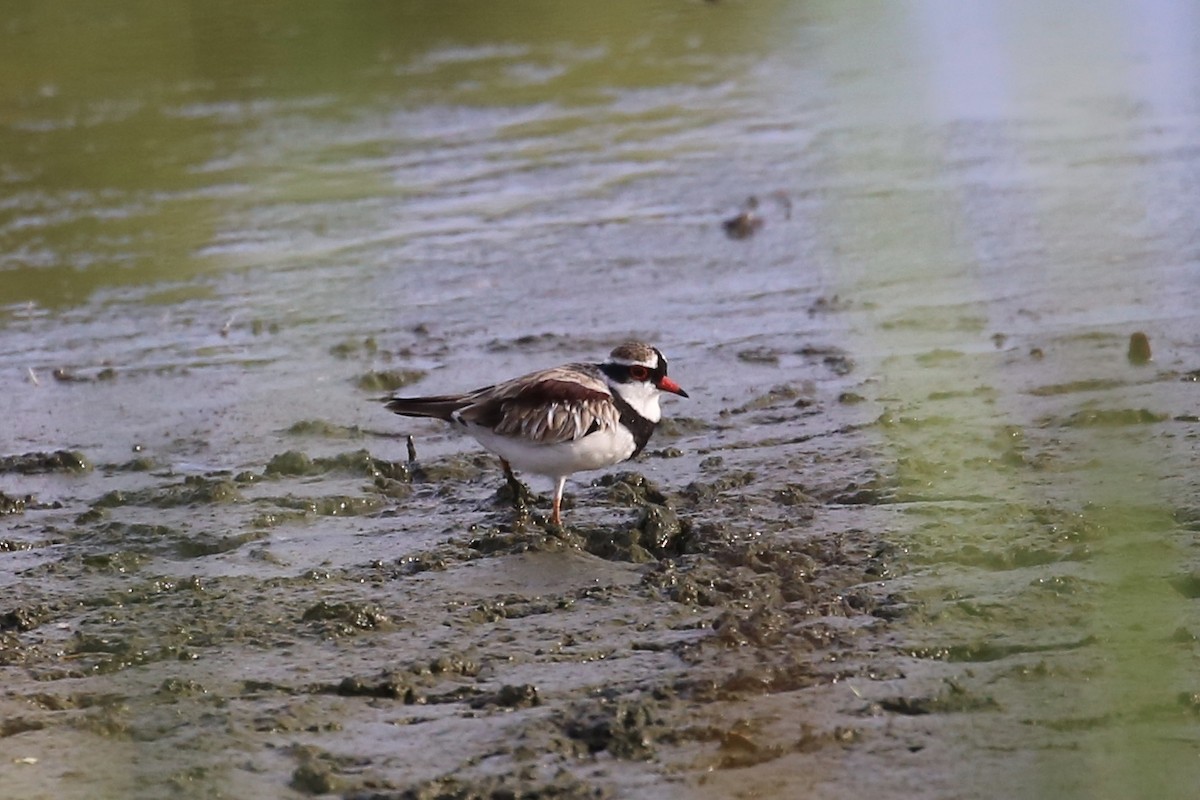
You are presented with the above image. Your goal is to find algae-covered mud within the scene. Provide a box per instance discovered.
[3,2,1200,799]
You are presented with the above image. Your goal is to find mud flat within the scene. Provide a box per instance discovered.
[6,305,1196,800]
[1,343,899,799]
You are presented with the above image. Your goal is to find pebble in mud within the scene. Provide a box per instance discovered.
[333,674,418,702]
[598,471,668,506]
[1,605,51,632]
[0,490,28,514]
[301,600,391,632]
[635,504,686,555]
[573,515,682,563]
[469,683,541,710]
[1127,331,1152,364]
[560,698,659,759]
[291,760,342,796]
[0,449,91,474]
[263,448,410,480]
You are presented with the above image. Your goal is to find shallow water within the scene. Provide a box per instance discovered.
[3,2,1199,798]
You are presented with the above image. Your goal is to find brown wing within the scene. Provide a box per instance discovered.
[457,366,620,444]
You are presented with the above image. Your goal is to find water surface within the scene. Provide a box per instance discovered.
[2,2,1198,798]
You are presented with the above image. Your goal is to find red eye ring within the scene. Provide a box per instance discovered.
[629,365,650,381]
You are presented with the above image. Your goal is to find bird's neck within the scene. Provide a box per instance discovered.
[609,379,662,423]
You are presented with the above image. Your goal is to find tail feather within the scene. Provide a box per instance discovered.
[384,394,471,422]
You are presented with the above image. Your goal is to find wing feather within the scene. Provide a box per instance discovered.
[457,366,619,444]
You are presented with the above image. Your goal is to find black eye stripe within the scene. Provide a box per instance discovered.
[601,362,668,383]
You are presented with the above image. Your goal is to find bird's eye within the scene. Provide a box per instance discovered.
[629,365,650,381]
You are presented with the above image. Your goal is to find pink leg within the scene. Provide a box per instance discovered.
[551,476,566,527]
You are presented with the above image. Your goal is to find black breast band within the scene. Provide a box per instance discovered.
[607,391,657,458]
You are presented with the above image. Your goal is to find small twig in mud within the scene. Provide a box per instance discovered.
[26,367,39,386]
[406,435,418,463]
[766,189,792,219]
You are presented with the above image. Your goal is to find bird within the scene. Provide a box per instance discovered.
[383,341,688,527]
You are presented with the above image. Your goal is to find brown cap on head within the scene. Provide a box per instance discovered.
[609,341,660,367]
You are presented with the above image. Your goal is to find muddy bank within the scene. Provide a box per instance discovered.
[4,309,1199,800]
[5,318,1200,800]
[1,358,895,799]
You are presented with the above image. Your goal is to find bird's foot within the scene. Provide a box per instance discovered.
[504,475,536,507]
[494,476,536,528]
[498,459,536,508]
[540,513,567,538]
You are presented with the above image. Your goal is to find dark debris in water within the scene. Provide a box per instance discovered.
[722,191,791,240]
[1127,331,1152,365]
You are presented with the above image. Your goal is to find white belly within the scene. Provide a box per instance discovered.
[467,425,637,478]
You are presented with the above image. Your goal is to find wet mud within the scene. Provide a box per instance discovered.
[1,325,905,800]
[5,311,1199,799]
